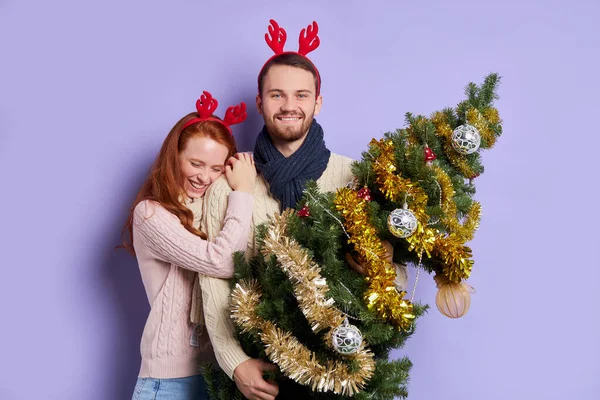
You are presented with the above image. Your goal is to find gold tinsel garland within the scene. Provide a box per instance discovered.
[230,211,376,396]
[261,210,345,334]
[435,236,474,282]
[484,107,501,125]
[432,165,481,243]
[369,138,435,257]
[367,138,474,282]
[334,187,415,330]
[466,108,497,148]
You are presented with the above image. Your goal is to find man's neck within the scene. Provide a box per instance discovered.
[272,132,309,157]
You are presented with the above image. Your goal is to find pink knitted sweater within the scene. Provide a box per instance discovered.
[132,191,253,378]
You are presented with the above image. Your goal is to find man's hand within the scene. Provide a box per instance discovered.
[345,240,394,275]
[233,358,279,400]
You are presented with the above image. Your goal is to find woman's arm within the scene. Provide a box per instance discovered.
[133,191,252,278]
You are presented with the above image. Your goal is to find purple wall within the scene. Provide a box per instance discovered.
[1,0,598,399]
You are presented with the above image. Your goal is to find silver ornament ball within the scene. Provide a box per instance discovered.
[452,124,481,155]
[388,208,418,239]
[331,319,363,355]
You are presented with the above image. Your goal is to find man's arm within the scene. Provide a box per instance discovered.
[198,274,250,378]
[200,177,279,399]
[200,177,249,378]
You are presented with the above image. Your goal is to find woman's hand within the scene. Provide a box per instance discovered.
[225,152,257,194]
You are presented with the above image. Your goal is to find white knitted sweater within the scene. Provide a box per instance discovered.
[192,153,354,378]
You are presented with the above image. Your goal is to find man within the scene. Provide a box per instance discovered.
[194,21,355,400]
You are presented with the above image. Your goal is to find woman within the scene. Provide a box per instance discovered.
[121,91,255,399]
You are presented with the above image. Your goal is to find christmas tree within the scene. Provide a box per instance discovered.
[204,73,503,399]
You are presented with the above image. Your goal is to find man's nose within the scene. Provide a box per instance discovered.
[281,97,296,111]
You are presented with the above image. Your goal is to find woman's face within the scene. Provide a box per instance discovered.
[179,136,229,199]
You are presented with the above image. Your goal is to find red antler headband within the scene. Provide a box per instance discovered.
[181,91,247,135]
[258,19,322,94]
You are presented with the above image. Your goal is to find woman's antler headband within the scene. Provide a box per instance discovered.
[181,91,247,135]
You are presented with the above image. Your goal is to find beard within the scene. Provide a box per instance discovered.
[264,109,314,142]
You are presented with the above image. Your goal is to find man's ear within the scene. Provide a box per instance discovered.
[256,94,263,115]
[314,94,323,116]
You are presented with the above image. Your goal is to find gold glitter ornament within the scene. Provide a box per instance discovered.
[434,275,474,318]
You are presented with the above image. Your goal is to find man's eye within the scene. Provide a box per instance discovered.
[272,94,281,98]
[212,168,222,173]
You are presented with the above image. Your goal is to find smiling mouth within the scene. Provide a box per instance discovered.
[277,116,302,123]
[189,180,207,191]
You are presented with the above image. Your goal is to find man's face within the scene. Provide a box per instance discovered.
[256,64,322,143]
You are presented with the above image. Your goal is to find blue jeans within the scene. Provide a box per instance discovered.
[132,375,209,400]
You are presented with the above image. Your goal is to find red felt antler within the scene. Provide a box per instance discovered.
[182,91,245,134]
[298,21,319,56]
[265,19,287,54]
[223,102,247,127]
[195,91,218,119]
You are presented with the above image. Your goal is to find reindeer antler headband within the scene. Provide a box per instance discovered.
[181,91,247,135]
[258,19,322,94]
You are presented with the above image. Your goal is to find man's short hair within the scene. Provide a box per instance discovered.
[257,53,321,96]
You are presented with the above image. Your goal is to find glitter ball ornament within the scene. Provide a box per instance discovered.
[297,205,311,218]
[452,124,481,154]
[388,207,418,238]
[357,186,372,201]
[331,318,363,355]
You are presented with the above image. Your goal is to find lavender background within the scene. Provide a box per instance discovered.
[1,0,599,399]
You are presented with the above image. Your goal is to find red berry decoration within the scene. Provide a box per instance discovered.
[468,173,480,185]
[357,186,372,202]
[298,205,311,218]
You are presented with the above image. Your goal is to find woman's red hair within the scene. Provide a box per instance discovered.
[120,113,237,254]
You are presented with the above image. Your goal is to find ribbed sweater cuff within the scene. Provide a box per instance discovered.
[219,344,251,380]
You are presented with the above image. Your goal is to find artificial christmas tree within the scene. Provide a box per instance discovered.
[204,73,502,399]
